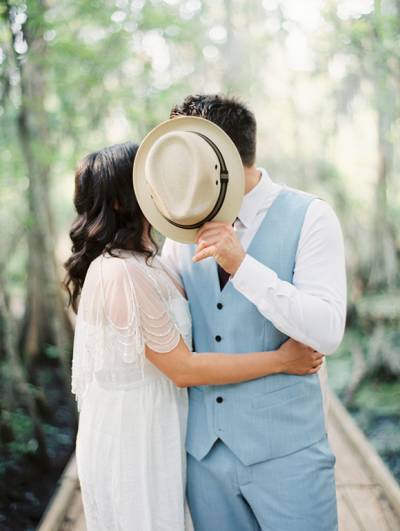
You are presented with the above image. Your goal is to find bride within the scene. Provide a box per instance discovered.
[64,141,324,531]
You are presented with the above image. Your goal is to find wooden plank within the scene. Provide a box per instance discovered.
[329,390,400,518]
[341,485,393,531]
[37,455,80,531]
[329,419,372,486]
[328,392,400,530]
[39,391,400,531]
[60,491,85,531]
[74,512,87,531]
[380,494,400,531]
[336,489,363,531]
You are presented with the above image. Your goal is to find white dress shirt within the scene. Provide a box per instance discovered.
[161,170,347,414]
[162,169,347,354]
[231,169,347,355]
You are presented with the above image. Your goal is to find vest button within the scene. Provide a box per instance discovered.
[216,396,224,403]
[217,303,223,310]
[215,335,222,342]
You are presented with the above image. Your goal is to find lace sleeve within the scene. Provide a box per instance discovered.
[71,254,181,409]
[90,255,181,352]
[122,257,181,353]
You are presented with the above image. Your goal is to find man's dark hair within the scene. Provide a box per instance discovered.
[170,94,257,167]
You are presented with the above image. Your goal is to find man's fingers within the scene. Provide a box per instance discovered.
[196,236,221,253]
[312,356,324,369]
[200,221,231,231]
[197,229,227,242]
[309,361,323,373]
[192,245,217,263]
[196,223,232,242]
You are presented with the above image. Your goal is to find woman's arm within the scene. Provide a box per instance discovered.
[146,338,323,388]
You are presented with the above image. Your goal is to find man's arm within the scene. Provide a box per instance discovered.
[232,201,346,354]
[193,201,347,355]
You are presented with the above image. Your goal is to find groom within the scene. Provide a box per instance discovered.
[162,94,346,531]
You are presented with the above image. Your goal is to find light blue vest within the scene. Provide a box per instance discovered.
[180,189,327,466]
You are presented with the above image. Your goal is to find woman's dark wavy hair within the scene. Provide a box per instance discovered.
[64,141,157,313]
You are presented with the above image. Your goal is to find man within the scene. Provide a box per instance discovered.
[162,94,346,531]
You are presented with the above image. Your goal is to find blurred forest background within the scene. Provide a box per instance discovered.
[0,0,399,528]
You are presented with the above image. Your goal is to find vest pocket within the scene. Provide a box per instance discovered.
[251,381,306,409]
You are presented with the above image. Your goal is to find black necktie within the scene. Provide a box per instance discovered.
[217,264,230,291]
[217,217,239,290]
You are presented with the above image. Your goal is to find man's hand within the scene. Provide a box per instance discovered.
[277,339,324,375]
[192,221,246,275]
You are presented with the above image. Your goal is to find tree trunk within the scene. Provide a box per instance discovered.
[0,276,50,469]
[368,81,398,290]
[6,1,73,385]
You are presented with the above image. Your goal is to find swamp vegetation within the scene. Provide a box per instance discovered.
[0,0,399,529]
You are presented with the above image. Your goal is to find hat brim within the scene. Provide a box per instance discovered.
[133,116,245,244]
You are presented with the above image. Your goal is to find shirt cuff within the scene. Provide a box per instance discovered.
[231,254,278,299]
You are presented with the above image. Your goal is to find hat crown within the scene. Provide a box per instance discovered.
[133,115,244,243]
[145,131,221,225]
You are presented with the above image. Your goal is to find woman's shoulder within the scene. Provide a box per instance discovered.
[84,250,170,298]
[82,252,135,293]
[101,250,164,288]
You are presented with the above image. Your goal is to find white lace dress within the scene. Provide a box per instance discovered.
[72,251,194,531]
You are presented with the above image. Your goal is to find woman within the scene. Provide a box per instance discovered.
[64,142,323,531]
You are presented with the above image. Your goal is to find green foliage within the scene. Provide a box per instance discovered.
[44,344,60,360]
[353,379,400,417]
[326,337,354,394]
[0,0,399,519]
[356,292,400,321]
[5,409,35,458]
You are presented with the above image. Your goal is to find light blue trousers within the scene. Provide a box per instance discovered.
[187,435,338,531]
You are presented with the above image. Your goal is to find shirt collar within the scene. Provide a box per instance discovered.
[237,168,275,228]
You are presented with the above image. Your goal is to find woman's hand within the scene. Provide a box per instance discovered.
[277,339,324,375]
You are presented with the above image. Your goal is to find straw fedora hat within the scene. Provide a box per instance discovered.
[133,116,245,243]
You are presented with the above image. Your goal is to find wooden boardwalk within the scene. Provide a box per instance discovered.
[38,392,400,531]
